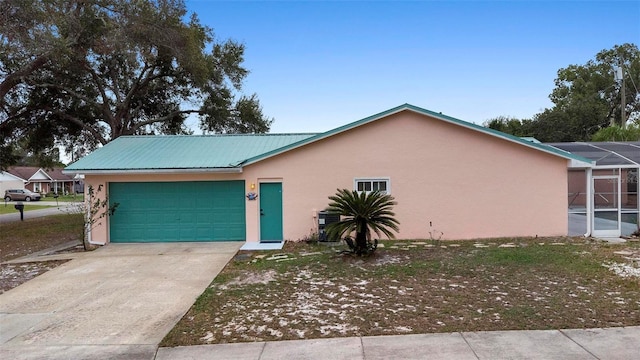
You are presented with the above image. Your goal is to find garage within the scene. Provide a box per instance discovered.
[108,181,245,242]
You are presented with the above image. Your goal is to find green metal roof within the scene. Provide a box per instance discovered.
[65,134,317,173]
[65,103,593,174]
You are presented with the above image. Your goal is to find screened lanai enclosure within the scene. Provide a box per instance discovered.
[547,142,640,238]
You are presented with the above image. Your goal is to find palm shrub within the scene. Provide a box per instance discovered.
[325,189,400,255]
[591,124,640,141]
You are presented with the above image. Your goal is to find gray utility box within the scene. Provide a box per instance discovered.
[318,211,341,242]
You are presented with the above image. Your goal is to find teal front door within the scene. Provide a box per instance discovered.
[260,182,283,242]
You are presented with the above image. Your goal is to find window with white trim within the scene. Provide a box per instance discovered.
[354,178,390,195]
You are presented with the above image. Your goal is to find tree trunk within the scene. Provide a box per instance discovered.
[82,224,89,251]
[82,224,98,251]
[355,231,368,255]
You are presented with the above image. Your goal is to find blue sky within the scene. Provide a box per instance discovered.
[185,0,640,133]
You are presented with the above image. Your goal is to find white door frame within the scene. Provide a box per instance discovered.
[591,175,621,238]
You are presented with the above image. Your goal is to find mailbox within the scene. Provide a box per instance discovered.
[14,202,24,221]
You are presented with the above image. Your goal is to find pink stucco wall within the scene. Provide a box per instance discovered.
[243,110,568,241]
[85,109,569,244]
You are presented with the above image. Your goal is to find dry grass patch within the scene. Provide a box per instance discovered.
[162,237,640,346]
[0,213,82,293]
[0,204,51,215]
[0,213,83,262]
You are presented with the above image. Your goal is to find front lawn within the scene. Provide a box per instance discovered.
[0,204,52,215]
[0,213,83,262]
[40,193,84,202]
[162,237,640,346]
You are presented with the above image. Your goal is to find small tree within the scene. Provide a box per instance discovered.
[64,184,118,250]
[325,189,400,255]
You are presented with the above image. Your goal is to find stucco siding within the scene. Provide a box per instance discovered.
[85,110,568,243]
[243,110,568,241]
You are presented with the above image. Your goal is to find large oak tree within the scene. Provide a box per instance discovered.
[0,0,272,167]
[485,43,640,142]
[550,43,639,128]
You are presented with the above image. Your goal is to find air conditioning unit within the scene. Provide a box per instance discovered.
[318,211,340,242]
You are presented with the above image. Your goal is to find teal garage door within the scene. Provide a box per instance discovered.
[109,181,245,243]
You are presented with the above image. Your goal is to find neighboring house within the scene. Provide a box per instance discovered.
[5,166,79,195]
[6,167,53,194]
[64,104,591,245]
[47,167,79,195]
[0,171,25,195]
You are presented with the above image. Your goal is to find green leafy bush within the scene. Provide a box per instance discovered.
[591,124,640,141]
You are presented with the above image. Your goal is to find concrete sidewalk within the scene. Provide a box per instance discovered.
[157,326,640,360]
[0,242,242,360]
[2,240,638,359]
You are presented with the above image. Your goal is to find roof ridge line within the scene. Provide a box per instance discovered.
[239,103,593,166]
[118,133,320,138]
[588,142,639,166]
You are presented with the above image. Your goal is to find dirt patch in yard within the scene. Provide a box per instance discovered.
[0,261,69,294]
[162,238,640,346]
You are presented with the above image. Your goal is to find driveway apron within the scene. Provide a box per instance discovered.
[0,242,242,360]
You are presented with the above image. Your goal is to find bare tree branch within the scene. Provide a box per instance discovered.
[82,60,115,126]
[130,109,202,132]
[0,55,49,104]
[43,106,108,145]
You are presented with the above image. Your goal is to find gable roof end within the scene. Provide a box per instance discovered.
[240,103,594,167]
[63,104,594,174]
[6,167,54,181]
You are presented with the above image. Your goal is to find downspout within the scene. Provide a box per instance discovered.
[86,223,106,246]
[85,185,107,246]
[584,167,592,237]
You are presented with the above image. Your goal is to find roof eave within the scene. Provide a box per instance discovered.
[62,167,243,175]
[242,103,592,166]
[568,159,596,168]
[1,171,27,181]
[407,105,592,164]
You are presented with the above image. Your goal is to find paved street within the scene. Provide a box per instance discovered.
[0,201,80,223]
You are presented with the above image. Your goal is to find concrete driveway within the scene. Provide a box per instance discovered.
[0,242,242,360]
